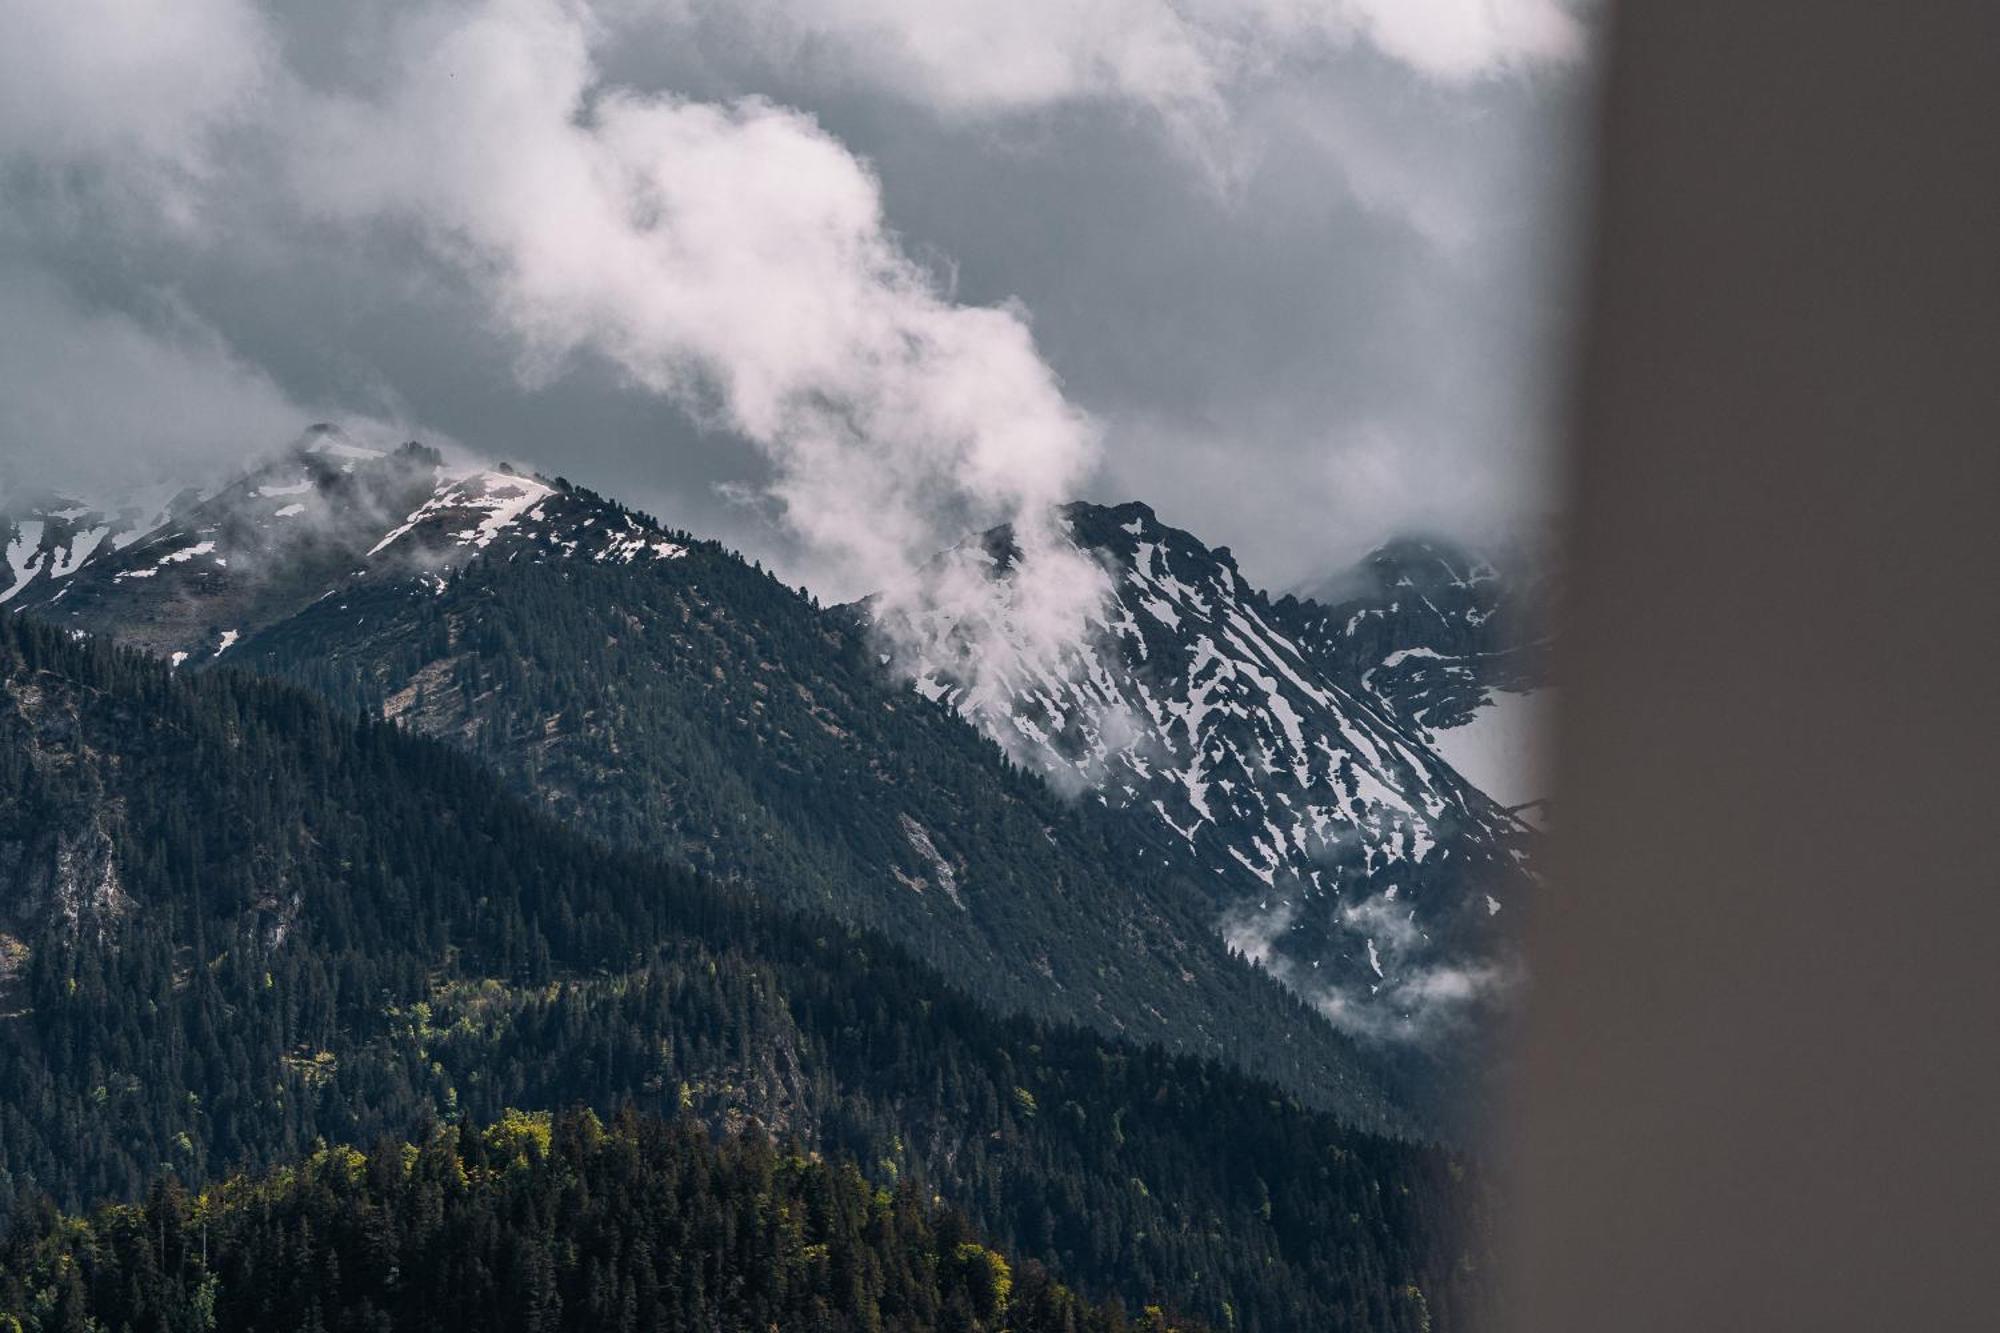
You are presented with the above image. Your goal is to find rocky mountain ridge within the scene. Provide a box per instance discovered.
[4,426,688,663]
[864,501,1543,1047]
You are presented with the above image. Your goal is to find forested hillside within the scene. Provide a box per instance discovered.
[11,442,1413,1125]
[223,521,1402,1123]
[0,1108,1179,1333]
[0,620,1486,1331]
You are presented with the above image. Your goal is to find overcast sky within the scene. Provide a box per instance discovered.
[0,0,1593,599]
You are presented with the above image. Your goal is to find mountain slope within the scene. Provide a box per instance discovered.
[1277,538,1553,815]
[1282,538,1547,733]
[0,617,1487,1331]
[865,502,1537,1049]
[6,441,1407,1128]
[232,550,1404,1121]
[0,487,187,608]
[1,1109,1166,1333]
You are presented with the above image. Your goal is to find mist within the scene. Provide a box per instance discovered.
[1223,892,1508,1043]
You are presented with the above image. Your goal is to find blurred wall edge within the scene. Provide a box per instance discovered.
[1501,3,2000,1330]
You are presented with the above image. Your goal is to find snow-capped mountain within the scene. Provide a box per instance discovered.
[1277,538,1554,815]
[8,437,1417,1124]
[5,426,685,661]
[866,501,1537,1042]
[9,429,1535,1078]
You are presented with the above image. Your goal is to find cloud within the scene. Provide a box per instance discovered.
[0,265,450,503]
[0,0,272,217]
[630,0,1582,124]
[1339,0,1583,80]
[1223,889,1512,1043]
[0,265,303,497]
[1307,959,1510,1043]
[280,0,1104,657]
[874,528,1162,784]
[636,0,1217,119]
[594,0,1588,222]
[1222,896,1299,967]
[1,0,1107,606]
[0,0,1588,614]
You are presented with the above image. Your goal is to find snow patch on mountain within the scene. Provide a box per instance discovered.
[369,469,553,555]
[0,524,46,605]
[869,501,1535,1043]
[0,486,184,605]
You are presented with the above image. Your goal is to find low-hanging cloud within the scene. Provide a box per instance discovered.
[1222,890,1511,1043]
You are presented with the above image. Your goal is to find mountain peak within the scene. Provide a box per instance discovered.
[1278,532,1549,744]
[3,434,688,660]
[1061,500,1227,562]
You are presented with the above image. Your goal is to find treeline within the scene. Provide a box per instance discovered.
[0,618,1482,1330]
[0,1107,1186,1332]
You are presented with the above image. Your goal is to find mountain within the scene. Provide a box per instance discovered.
[1283,538,1547,733]
[0,1108,1171,1333]
[1277,538,1554,818]
[0,617,1487,1331]
[3,437,1409,1129]
[3,426,688,665]
[0,486,189,608]
[863,503,1538,1053]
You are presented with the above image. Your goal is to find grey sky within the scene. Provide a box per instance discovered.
[0,0,1591,598]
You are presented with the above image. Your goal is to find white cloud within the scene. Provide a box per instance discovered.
[280,0,1109,667]
[0,0,272,216]
[1223,889,1513,1043]
[670,0,1217,116]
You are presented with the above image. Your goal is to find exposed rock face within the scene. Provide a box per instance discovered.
[34,825,128,936]
[0,676,129,943]
[899,813,965,909]
[865,501,1538,1047]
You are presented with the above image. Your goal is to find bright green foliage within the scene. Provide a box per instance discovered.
[955,1244,1015,1320]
